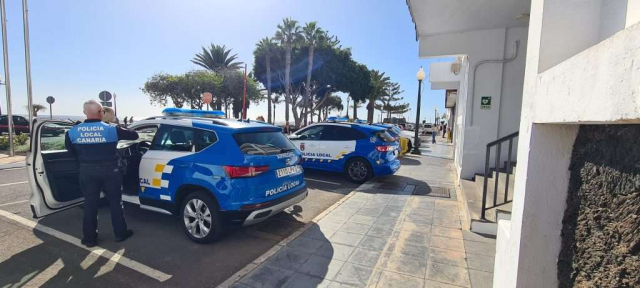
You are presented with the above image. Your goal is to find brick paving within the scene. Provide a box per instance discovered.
[229,143,496,288]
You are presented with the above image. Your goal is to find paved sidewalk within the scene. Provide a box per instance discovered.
[0,154,26,170]
[224,149,496,288]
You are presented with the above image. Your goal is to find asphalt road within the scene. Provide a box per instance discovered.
[0,167,360,287]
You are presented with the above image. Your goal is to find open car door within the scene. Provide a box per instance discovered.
[28,120,84,218]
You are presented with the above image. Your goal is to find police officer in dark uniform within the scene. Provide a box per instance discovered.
[64,100,139,247]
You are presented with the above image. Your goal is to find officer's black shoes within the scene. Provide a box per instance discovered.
[81,239,98,248]
[115,229,134,242]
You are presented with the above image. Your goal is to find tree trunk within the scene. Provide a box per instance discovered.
[284,42,292,124]
[304,45,314,126]
[266,53,272,124]
[353,101,358,121]
[367,101,374,123]
[292,97,301,128]
[273,104,276,124]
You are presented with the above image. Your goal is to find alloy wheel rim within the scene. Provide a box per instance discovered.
[183,199,212,238]
[349,161,368,181]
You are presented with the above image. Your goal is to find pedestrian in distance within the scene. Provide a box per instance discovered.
[284,121,291,135]
[432,125,437,144]
[123,116,129,127]
[64,100,139,247]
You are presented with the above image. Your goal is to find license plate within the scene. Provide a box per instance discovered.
[276,165,302,178]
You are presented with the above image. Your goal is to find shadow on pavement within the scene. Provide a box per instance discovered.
[8,202,307,287]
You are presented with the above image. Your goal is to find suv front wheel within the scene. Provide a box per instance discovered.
[180,191,222,244]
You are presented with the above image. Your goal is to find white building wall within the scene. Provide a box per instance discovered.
[454,57,470,175]
[420,27,528,179]
[495,0,640,287]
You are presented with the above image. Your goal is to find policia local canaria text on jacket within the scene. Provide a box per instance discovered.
[64,114,138,247]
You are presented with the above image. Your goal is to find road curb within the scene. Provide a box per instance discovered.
[216,189,360,288]
[0,162,26,170]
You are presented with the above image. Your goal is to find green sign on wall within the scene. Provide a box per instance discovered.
[481,96,491,109]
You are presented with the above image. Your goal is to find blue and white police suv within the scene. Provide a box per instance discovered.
[288,117,400,183]
[27,108,307,243]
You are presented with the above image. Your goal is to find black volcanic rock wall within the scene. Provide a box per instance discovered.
[558,125,639,287]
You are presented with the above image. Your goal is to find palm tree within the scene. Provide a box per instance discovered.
[275,18,302,126]
[256,37,276,124]
[272,95,283,124]
[26,103,46,117]
[192,43,243,109]
[192,43,243,72]
[302,22,325,126]
[367,70,390,123]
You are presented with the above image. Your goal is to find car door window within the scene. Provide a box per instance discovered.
[197,129,218,152]
[322,126,363,141]
[14,116,29,126]
[134,125,158,142]
[297,125,325,140]
[41,123,73,151]
[151,125,195,152]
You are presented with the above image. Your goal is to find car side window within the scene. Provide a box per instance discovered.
[40,123,73,151]
[134,125,158,142]
[14,116,29,125]
[297,125,325,140]
[151,125,195,152]
[0,116,6,125]
[322,126,364,141]
[196,129,217,152]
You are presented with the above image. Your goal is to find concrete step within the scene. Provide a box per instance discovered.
[464,174,516,236]
[459,178,478,229]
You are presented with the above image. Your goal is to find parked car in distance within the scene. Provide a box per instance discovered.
[289,119,400,183]
[0,115,65,136]
[422,123,434,135]
[0,115,30,135]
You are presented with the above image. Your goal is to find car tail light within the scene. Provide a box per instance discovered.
[375,145,395,152]
[223,165,270,178]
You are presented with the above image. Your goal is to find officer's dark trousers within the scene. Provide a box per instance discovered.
[79,163,128,241]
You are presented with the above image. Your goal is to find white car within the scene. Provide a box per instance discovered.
[422,124,434,134]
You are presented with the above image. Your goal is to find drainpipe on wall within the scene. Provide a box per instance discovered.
[469,40,519,126]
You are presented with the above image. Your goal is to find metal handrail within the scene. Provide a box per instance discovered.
[486,131,519,147]
[481,131,519,220]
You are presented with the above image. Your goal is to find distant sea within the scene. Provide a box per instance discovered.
[8,114,146,122]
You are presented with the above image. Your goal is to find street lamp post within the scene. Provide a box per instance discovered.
[1,0,15,156]
[411,67,425,155]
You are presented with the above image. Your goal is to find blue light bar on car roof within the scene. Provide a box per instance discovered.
[162,108,225,118]
[355,119,367,124]
[326,116,349,122]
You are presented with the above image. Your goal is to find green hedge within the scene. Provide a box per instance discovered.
[0,134,31,150]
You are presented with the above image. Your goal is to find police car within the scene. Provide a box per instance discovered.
[27,108,307,243]
[289,117,400,183]
[371,123,412,156]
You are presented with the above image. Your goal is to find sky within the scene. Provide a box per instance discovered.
[0,0,448,124]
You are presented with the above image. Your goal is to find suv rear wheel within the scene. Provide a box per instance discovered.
[180,191,221,243]
[345,157,373,184]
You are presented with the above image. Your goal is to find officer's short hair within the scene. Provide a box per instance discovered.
[83,100,102,113]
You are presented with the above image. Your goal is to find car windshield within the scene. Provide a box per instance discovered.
[234,131,296,155]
